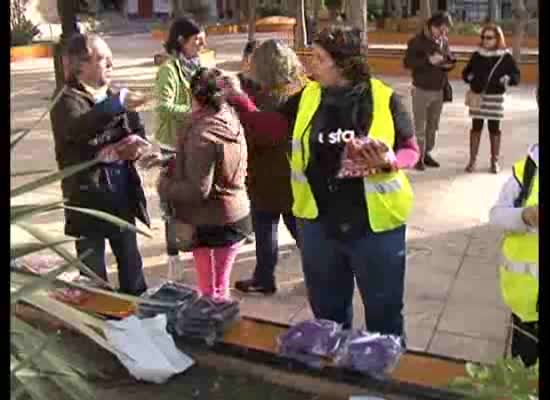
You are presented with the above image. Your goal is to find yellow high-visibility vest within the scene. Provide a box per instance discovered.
[499,157,539,322]
[290,79,414,232]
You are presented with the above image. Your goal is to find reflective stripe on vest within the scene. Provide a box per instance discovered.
[500,255,538,279]
[364,177,402,194]
[290,79,414,232]
[499,157,539,322]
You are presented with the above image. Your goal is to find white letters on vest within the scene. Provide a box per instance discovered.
[318,129,356,144]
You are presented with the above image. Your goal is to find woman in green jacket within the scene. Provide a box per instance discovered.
[154,17,206,278]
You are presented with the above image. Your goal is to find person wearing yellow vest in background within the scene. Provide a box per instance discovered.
[489,89,539,366]
[225,26,420,337]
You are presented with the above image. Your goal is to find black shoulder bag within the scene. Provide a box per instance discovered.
[443,78,453,103]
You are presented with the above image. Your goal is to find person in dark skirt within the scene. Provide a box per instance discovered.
[462,24,520,174]
[158,68,251,302]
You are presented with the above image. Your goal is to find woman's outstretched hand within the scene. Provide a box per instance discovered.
[220,75,243,97]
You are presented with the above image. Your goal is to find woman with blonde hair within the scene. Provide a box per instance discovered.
[234,39,307,295]
[462,24,520,174]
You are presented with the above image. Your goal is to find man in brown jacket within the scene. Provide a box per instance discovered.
[404,11,456,170]
[50,34,150,295]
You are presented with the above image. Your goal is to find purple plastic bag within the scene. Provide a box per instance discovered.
[334,330,404,377]
[277,319,344,357]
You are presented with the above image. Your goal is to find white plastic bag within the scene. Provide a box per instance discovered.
[104,315,194,384]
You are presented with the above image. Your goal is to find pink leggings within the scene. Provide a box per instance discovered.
[192,241,242,300]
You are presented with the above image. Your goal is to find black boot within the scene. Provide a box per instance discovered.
[424,153,440,168]
[465,130,482,173]
[235,278,277,295]
[489,132,501,174]
[415,152,426,171]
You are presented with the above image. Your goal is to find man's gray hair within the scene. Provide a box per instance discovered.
[251,39,305,90]
[65,33,103,79]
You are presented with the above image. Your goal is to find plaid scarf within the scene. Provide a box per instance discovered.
[176,52,201,80]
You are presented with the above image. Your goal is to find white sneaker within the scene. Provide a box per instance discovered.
[167,255,183,281]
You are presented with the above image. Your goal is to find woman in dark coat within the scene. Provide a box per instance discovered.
[462,24,520,174]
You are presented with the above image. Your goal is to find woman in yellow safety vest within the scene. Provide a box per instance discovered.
[226,26,420,337]
[488,88,539,366]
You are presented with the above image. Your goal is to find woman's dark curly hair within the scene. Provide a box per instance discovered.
[190,67,225,111]
[313,26,370,85]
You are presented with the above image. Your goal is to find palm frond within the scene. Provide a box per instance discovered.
[64,205,152,238]
[11,86,66,151]
[14,222,112,289]
[10,239,76,260]
[11,169,53,178]
[11,159,100,199]
[11,250,92,305]
[11,200,65,223]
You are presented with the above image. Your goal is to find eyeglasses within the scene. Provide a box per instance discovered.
[481,35,496,40]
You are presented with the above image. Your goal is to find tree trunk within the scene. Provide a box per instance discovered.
[383,0,391,17]
[238,0,247,22]
[391,0,402,18]
[295,0,307,48]
[488,0,498,21]
[344,0,350,21]
[313,0,320,36]
[512,0,528,62]
[247,0,256,41]
[419,0,431,22]
[54,0,79,91]
[326,0,342,23]
[120,0,129,19]
[171,0,180,17]
[349,0,367,47]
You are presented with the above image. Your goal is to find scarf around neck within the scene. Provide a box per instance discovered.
[80,81,109,103]
[176,52,201,80]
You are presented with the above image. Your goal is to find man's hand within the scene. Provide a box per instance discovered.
[123,90,149,111]
[115,135,151,161]
[428,53,445,65]
[137,152,163,169]
[521,205,539,228]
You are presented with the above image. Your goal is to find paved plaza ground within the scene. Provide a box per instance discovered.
[11,31,539,365]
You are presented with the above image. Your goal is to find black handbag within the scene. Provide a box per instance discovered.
[443,79,453,103]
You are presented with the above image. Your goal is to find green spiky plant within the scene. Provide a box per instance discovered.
[448,321,538,400]
[10,87,168,400]
[449,357,538,400]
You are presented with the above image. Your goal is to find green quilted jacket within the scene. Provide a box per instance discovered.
[153,55,193,150]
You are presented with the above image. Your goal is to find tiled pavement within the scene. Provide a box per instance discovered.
[11,32,538,364]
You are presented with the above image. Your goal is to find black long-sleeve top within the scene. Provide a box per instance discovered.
[462,49,521,94]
